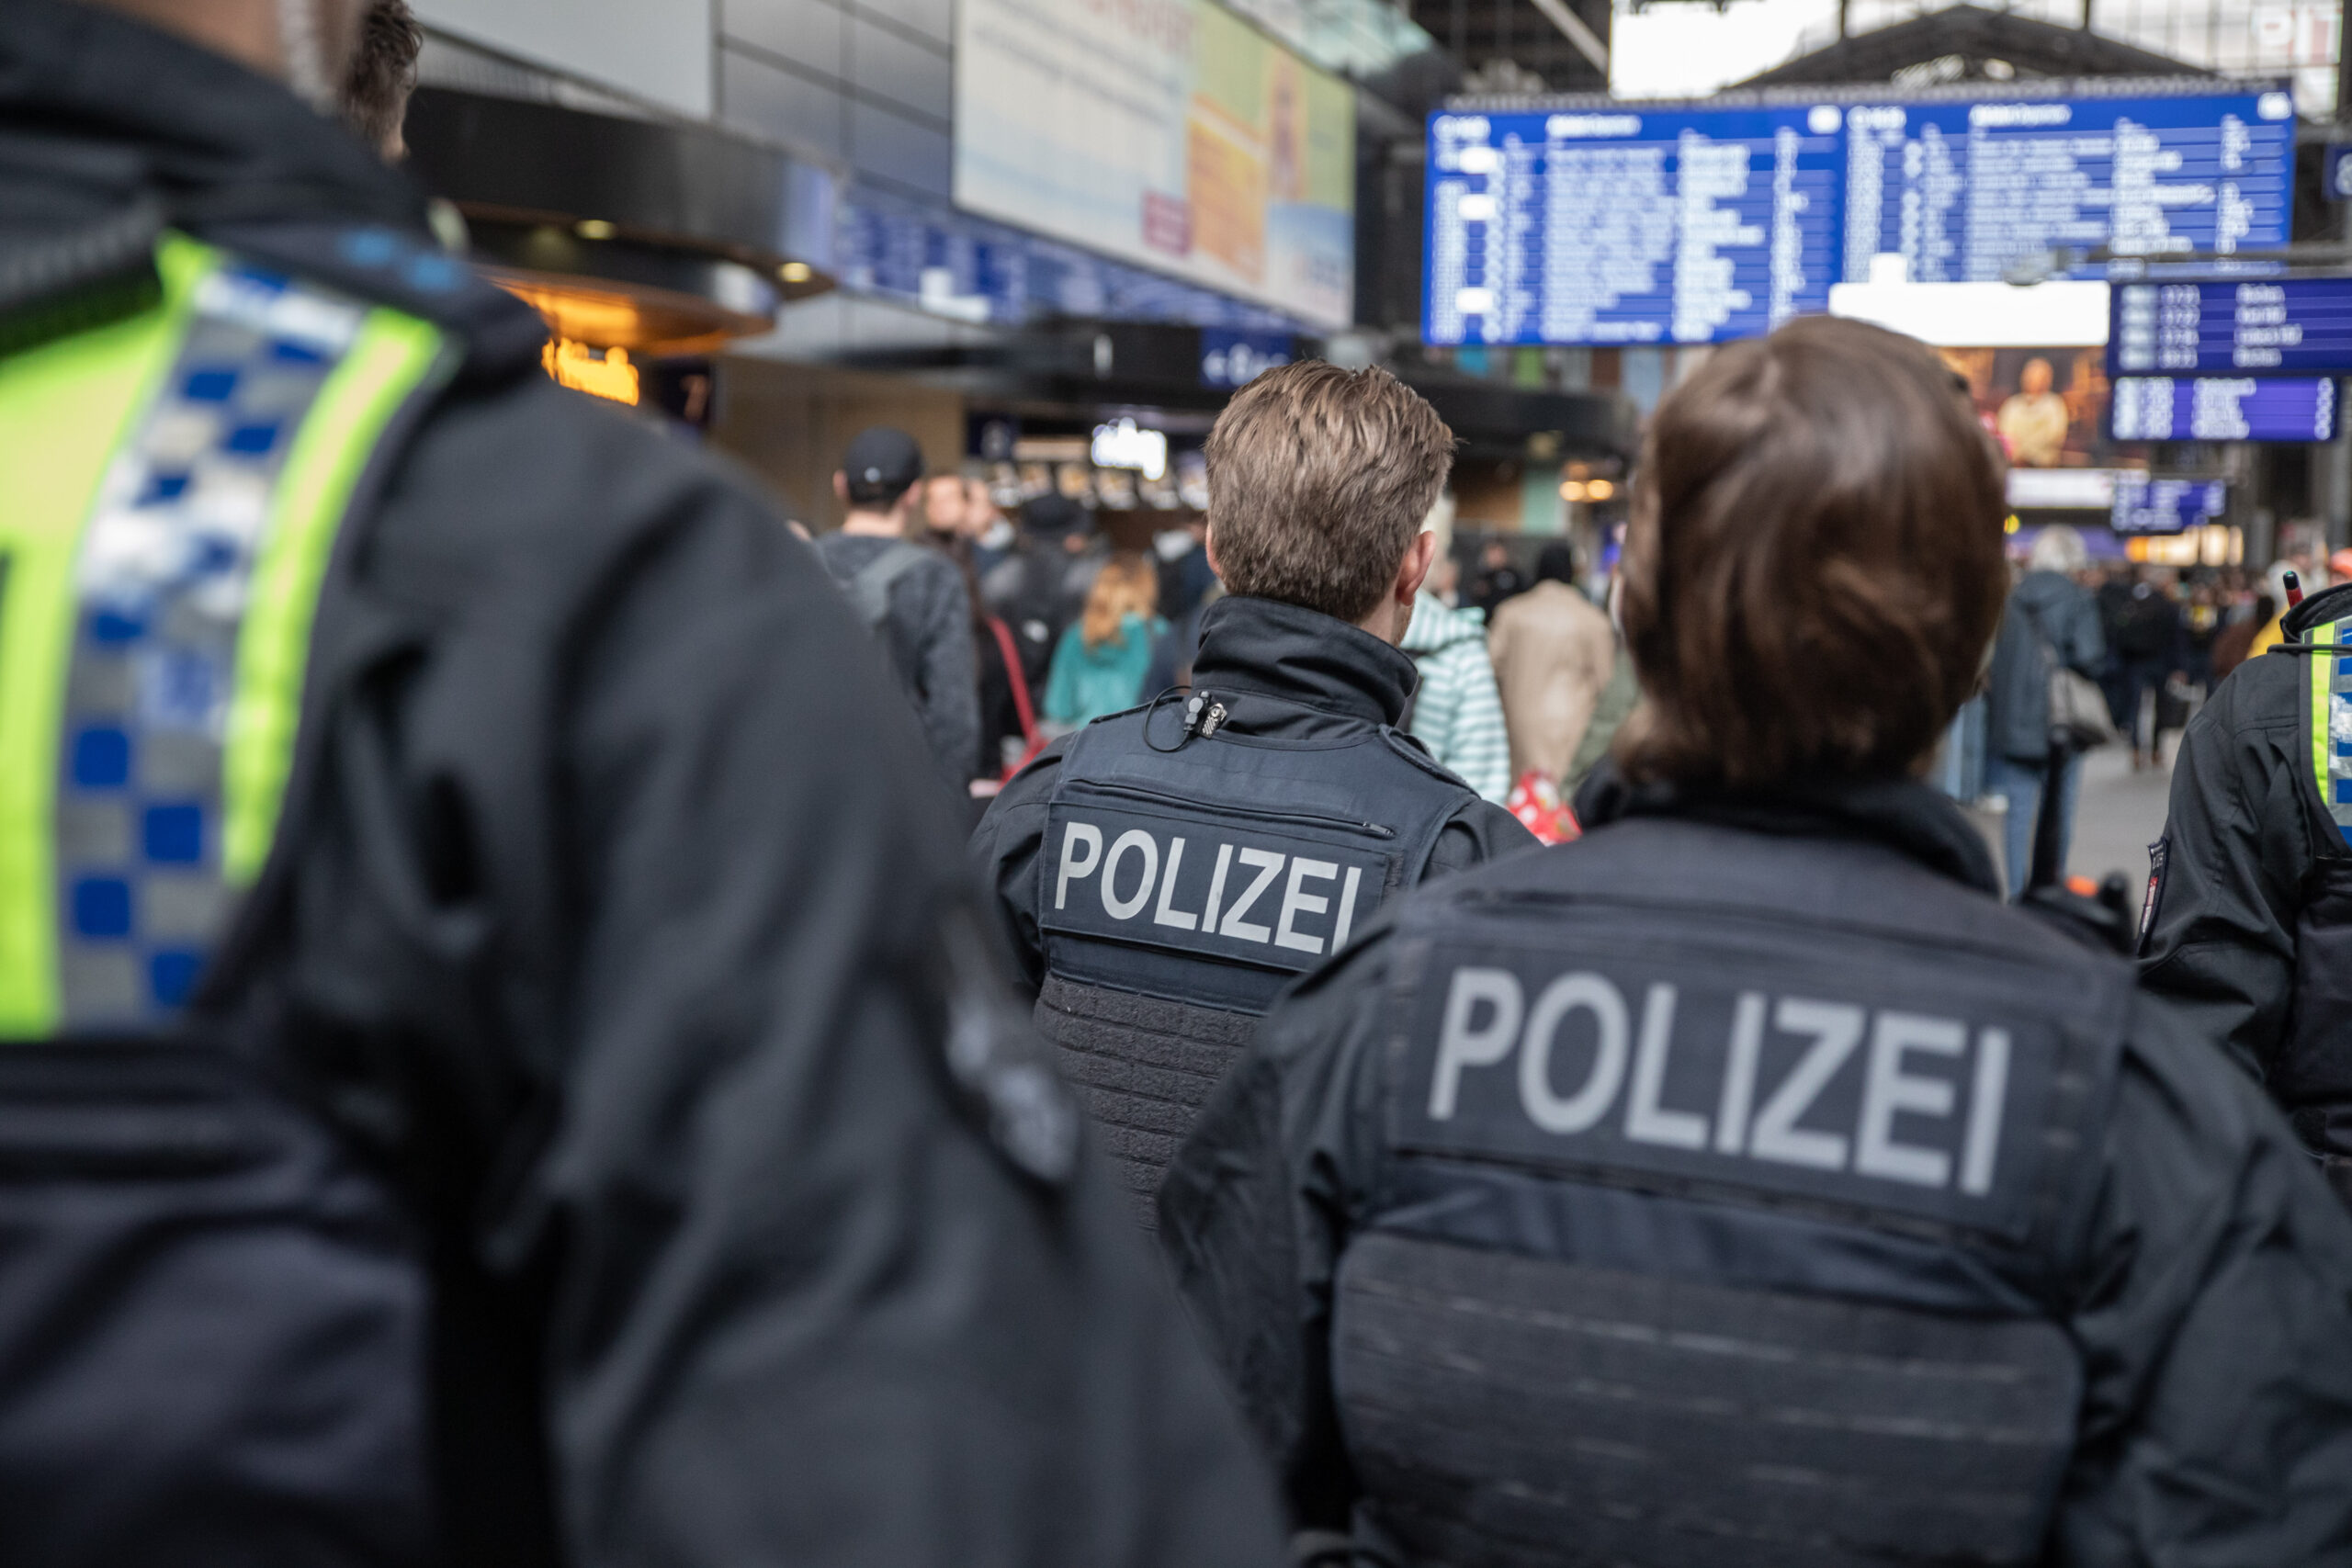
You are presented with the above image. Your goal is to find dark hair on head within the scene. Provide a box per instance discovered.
[1534,540,1578,586]
[1204,360,1453,622]
[342,0,424,153]
[1613,316,2007,788]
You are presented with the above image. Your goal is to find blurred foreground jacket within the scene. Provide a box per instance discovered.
[1163,767,2352,1564]
[0,6,1284,1565]
[2142,579,2352,1205]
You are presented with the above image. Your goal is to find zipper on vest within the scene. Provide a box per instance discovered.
[1071,778,1399,840]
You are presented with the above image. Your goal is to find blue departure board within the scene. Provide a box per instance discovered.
[2110,279,2352,376]
[2111,475,2229,534]
[1426,83,2293,347]
[2109,375,2337,441]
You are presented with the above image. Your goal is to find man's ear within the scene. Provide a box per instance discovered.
[832,471,849,504]
[897,480,923,516]
[1396,531,1439,604]
[1204,524,1223,581]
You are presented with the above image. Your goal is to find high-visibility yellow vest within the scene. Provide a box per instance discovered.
[0,234,447,1035]
[2302,615,2352,850]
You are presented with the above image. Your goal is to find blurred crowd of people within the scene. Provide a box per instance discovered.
[1964,527,2308,896]
[820,426,1633,833]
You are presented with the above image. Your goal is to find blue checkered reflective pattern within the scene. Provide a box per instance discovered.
[54,264,364,1026]
[2327,645,2352,847]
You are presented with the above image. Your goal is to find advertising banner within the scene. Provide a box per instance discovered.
[954,0,1355,329]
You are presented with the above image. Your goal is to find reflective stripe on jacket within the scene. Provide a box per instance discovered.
[0,234,447,1035]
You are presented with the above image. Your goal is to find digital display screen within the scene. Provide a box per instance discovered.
[1426,85,2292,347]
[2110,279,2352,376]
[956,0,1357,329]
[2109,375,2337,441]
[2111,475,2228,534]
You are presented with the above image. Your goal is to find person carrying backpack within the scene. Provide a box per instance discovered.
[814,428,979,795]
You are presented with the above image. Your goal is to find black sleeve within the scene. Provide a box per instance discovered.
[967,736,1073,993]
[912,559,980,790]
[2052,992,2352,1561]
[2137,657,2315,1080]
[549,495,1281,1567]
[1424,797,1542,882]
[1158,929,1400,1532]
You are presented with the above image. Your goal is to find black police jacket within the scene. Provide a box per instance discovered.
[0,7,1285,1567]
[974,595,1535,994]
[1161,767,2352,1565]
[2141,580,2352,1190]
[973,597,1534,1212]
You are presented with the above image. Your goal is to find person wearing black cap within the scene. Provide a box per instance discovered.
[816,427,979,794]
[971,363,1534,1224]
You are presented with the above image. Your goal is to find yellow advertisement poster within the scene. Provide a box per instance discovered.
[953,0,1355,327]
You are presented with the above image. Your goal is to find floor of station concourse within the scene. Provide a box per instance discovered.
[1959,741,2175,901]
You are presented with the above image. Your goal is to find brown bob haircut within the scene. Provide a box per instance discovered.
[1614,316,2007,788]
[1204,360,1453,623]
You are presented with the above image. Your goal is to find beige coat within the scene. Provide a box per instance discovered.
[1487,581,1616,783]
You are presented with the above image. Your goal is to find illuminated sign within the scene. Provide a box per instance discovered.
[1202,328,1294,388]
[542,338,640,405]
[2112,475,2228,535]
[1430,84,2292,347]
[2109,375,2336,441]
[2110,278,2352,376]
[1091,417,1169,480]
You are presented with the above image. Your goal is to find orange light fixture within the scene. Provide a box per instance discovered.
[541,338,640,405]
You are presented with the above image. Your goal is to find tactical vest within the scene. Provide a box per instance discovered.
[2279,614,2352,1176]
[1038,698,1474,1217]
[0,233,454,1562]
[1332,817,2122,1568]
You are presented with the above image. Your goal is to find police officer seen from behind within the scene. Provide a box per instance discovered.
[973,362,1534,1219]
[1160,318,2352,1567]
[0,3,1284,1564]
[2141,566,2352,1207]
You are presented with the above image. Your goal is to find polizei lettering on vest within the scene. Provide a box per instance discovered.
[1408,960,2034,1224]
[1045,804,1391,976]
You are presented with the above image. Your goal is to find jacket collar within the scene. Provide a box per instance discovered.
[2282,580,2352,640]
[1573,761,2002,897]
[1188,595,1418,729]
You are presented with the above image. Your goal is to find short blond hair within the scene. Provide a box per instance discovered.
[1204,362,1453,622]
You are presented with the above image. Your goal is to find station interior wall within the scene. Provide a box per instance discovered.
[713,357,965,530]
[418,0,959,210]
[718,0,956,205]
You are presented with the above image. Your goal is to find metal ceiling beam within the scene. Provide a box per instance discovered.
[1524,0,1609,73]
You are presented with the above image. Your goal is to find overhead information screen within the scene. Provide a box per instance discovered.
[1426,83,2292,347]
[2111,476,2229,534]
[2109,376,2337,442]
[2110,279,2352,376]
